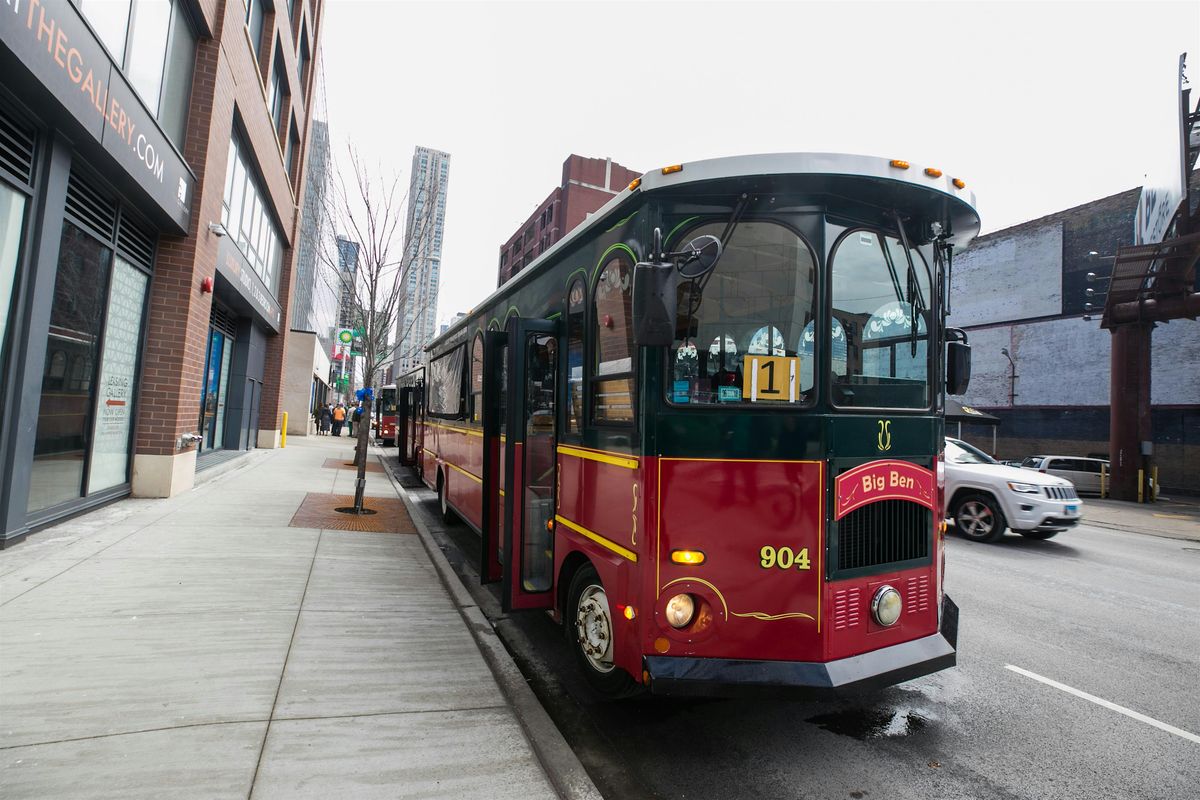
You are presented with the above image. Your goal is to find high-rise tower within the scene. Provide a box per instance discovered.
[394,147,450,376]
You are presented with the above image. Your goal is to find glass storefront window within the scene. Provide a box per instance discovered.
[158,1,196,146]
[200,329,235,451]
[0,184,27,372]
[214,335,232,446]
[79,0,133,64]
[125,0,172,115]
[87,258,148,493]
[221,134,284,295]
[28,223,114,512]
[79,0,196,148]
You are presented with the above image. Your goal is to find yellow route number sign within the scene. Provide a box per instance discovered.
[742,355,800,402]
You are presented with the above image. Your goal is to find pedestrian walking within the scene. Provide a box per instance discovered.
[318,404,332,435]
[332,403,346,436]
[351,404,363,438]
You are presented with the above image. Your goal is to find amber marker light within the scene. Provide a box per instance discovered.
[661,164,683,175]
[889,160,910,169]
[623,605,637,620]
[670,549,706,565]
[952,178,966,189]
[924,167,943,178]
[627,177,642,190]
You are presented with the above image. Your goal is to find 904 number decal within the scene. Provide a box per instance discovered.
[759,545,811,571]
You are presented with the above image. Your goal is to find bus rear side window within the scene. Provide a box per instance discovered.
[566,279,585,435]
[592,257,633,424]
[470,334,483,423]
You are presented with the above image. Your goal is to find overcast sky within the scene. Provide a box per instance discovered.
[318,0,1199,326]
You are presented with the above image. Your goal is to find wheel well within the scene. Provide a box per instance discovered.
[435,466,444,493]
[949,487,996,511]
[557,550,592,621]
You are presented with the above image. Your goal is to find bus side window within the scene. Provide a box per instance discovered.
[470,333,483,423]
[592,257,634,424]
[566,278,585,435]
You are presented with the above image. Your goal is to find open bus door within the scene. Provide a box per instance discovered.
[482,319,557,611]
[398,383,424,469]
[397,386,415,466]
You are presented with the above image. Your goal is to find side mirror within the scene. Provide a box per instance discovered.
[677,234,722,280]
[632,260,679,347]
[946,329,971,395]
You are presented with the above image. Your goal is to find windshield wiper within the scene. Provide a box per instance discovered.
[891,211,926,357]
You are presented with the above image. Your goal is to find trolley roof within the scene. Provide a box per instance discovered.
[433,152,981,349]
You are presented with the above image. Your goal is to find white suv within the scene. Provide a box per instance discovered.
[944,438,1083,543]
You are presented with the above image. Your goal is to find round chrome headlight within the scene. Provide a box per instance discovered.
[664,593,696,629]
[871,585,903,627]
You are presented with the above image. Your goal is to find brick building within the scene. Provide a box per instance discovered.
[947,179,1200,494]
[0,0,326,546]
[497,154,640,286]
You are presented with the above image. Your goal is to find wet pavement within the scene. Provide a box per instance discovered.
[398,457,1200,800]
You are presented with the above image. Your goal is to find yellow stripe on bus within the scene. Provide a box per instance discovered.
[555,515,637,562]
[557,445,638,470]
[448,462,482,484]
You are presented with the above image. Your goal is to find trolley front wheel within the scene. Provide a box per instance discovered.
[566,564,640,699]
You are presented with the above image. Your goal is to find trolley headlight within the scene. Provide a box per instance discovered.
[871,585,903,627]
[664,594,696,629]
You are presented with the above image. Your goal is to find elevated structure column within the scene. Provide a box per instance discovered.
[1108,322,1154,501]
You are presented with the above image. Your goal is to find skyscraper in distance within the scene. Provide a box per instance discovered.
[394,146,450,376]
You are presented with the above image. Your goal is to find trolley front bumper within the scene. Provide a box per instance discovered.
[645,595,959,698]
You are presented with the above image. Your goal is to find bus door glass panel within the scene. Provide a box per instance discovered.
[481,331,507,584]
[521,332,557,593]
[398,387,413,463]
[501,319,556,610]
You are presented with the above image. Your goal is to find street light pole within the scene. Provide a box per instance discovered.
[1000,347,1018,405]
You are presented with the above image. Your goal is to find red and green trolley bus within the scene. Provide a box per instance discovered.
[415,153,978,697]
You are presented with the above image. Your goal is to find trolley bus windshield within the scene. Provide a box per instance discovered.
[668,220,818,405]
[830,229,932,409]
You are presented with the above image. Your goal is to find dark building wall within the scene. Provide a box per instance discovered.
[950,179,1200,495]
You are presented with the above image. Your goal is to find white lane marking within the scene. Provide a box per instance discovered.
[1006,665,1200,745]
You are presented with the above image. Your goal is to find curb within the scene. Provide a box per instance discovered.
[375,448,604,800]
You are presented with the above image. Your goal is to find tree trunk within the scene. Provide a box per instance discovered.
[352,382,372,513]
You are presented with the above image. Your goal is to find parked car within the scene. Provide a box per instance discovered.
[1019,455,1109,495]
[944,438,1083,542]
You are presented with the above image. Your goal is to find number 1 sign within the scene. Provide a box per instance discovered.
[742,355,800,402]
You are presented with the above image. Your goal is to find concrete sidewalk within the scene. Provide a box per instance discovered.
[0,436,588,799]
[1081,495,1200,542]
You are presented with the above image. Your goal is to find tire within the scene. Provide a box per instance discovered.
[383,438,395,448]
[437,470,455,523]
[953,493,1007,543]
[566,564,639,699]
[1018,530,1060,540]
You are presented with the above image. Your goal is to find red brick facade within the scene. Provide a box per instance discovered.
[497,155,640,286]
[136,0,324,457]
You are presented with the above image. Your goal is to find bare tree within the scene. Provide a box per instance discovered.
[315,148,443,512]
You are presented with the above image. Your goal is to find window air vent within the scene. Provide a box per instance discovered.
[836,499,930,572]
[210,301,238,338]
[65,168,117,243]
[0,104,36,185]
[117,213,156,270]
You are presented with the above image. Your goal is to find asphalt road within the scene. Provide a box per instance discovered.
[406,475,1200,800]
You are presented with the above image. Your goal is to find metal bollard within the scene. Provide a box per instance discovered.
[281,412,288,448]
